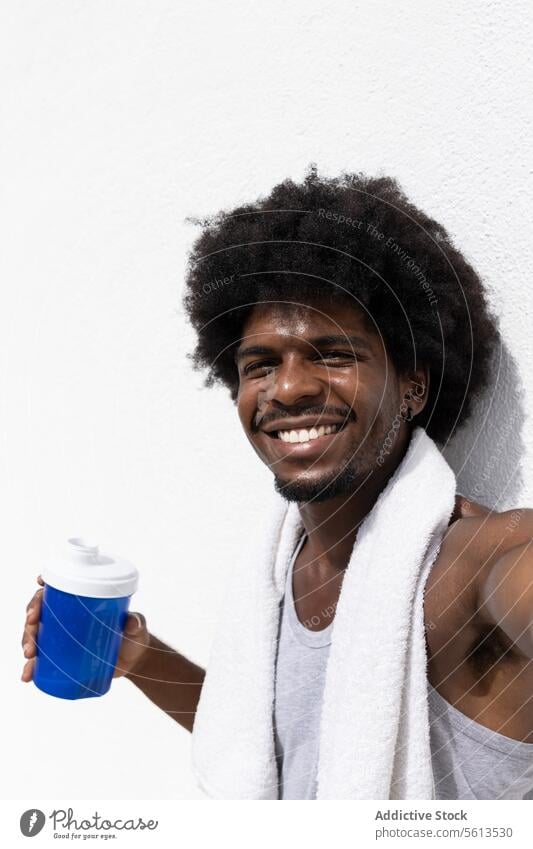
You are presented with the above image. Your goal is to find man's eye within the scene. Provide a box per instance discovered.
[318,350,358,363]
[244,360,277,376]
[243,352,359,375]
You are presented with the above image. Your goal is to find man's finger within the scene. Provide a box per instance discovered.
[21,657,35,682]
[26,588,43,614]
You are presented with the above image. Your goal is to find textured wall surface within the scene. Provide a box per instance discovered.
[2,0,532,799]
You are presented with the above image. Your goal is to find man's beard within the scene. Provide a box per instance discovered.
[273,461,360,503]
[271,413,405,504]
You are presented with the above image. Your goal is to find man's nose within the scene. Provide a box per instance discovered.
[265,354,324,407]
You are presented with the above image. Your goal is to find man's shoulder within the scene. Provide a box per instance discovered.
[444,498,533,565]
[426,500,533,616]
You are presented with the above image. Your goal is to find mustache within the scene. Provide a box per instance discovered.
[253,405,356,432]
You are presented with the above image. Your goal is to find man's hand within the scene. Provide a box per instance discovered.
[21,575,151,682]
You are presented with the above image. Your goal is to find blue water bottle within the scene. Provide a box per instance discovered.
[33,537,139,700]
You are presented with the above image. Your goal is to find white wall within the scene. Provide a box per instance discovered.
[2,0,532,799]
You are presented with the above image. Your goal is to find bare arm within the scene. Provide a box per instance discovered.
[125,633,205,734]
[478,541,533,659]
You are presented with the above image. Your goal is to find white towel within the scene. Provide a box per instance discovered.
[191,425,456,799]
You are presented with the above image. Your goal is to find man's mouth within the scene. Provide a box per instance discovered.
[265,421,348,444]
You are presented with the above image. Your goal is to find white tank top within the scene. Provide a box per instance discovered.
[274,532,533,800]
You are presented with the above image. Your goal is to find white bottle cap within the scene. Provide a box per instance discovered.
[41,537,139,599]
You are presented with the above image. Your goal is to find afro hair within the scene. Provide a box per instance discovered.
[182,166,499,444]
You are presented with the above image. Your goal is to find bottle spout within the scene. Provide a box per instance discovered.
[67,537,100,564]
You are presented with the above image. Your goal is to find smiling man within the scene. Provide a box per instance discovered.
[22,168,533,799]
[235,300,419,508]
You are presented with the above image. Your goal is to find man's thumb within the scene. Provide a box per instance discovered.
[125,612,144,634]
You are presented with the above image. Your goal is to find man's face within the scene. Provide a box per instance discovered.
[235,299,422,503]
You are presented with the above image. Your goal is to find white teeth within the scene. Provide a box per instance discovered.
[276,423,341,443]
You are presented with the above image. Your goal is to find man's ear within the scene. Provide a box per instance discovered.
[401,365,430,416]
